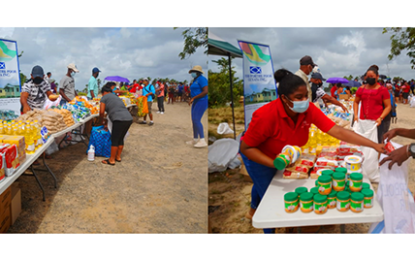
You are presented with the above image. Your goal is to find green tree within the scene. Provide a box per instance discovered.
[383,27,415,69]
[343,75,354,80]
[174,27,208,60]
[208,57,243,107]
[20,73,27,86]
[393,76,404,83]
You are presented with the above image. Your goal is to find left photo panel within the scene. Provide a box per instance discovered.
[0,27,208,233]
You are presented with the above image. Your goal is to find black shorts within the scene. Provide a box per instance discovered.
[403,92,409,99]
[395,90,400,97]
[111,120,132,147]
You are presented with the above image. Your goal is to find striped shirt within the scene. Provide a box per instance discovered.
[21,79,51,110]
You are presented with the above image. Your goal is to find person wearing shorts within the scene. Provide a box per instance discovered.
[140,78,156,126]
[402,80,410,104]
[99,83,133,166]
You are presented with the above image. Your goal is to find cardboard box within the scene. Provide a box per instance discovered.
[10,183,21,225]
[0,206,11,233]
[0,186,11,213]
[339,94,350,100]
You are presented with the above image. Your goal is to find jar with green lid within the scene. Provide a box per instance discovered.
[332,172,346,192]
[335,167,347,174]
[310,187,319,198]
[315,180,318,187]
[350,192,364,213]
[350,173,363,192]
[284,192,299,213]
[362,182,370,190]
[314,194,328,214]
[322,170,334,178]
[336,191,350,212]
[300,192,314,213]
[317,175,332,195]
[274,153,292,170]
[295,187,308,196]
[328,190,337,209]
[361,189,374,208]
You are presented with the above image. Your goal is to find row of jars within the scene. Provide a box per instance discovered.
[284,187,374,214]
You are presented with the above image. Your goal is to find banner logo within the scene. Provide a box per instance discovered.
[0,41,17,62]
[250,66,261,74]
[0,62,5,69]
[238,42,271,66]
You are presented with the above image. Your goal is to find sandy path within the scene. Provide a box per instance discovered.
[8,101,208,233]
[208,102,415,233]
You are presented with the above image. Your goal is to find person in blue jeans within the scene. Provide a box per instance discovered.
[187,65,208,148]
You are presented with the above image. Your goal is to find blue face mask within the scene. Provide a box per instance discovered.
[71,71,76,77]
[286,97,309,113]
[191,72,197,78]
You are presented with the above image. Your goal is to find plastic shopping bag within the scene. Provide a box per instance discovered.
[410,96,415,108]
[136,96,148,117]
[353,120,380,182]
[88,126,111,158]
[369,142,415,233]
[208,138,239,173]
[217,123,235,135]
[43,96,62,110]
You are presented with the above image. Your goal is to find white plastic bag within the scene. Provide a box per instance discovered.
[410,96,415,108]
[228,156,242,169]
[217,123,234,135]
[352,119,380,182]
[43,96,62,110]
[369,142,415,233]
[208,138,239,173]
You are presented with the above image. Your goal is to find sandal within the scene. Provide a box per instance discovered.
[102,159,115,166]
[115,159,122,162]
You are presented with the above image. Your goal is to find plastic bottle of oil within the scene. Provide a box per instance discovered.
[0,123,3,135]
[33,120,43,147]
[25,123,35,154]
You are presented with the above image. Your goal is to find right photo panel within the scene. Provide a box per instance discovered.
[207,27,415,234]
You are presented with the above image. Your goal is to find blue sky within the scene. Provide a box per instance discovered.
[0,27,207,90]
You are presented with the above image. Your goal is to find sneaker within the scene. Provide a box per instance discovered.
[186,139,198,145]
[161,112,164,114]
[156,111,160,114]
[194,139,208,148]
[149,122,154,126]
[139,121,147,124]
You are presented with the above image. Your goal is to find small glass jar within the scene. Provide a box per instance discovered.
[327,190,337,209]
[332,172,346,192]
[310,187,319,199]
[295,187,308,197]
[321,170,334,179]
[362,182,370,190]
[314,194,328,214]
[300,192,314,213]
[350,173,363,192]
[284,192,299,213]
[318,175,332,195]
[350,192,364,213]
[361,189,374,209]
[336,191,350,212]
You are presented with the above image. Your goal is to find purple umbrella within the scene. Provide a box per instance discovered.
[326,77,349,84]
[104,76,130,83]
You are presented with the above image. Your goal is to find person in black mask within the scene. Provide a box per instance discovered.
[310,72,348,112]
[20,65,58,114]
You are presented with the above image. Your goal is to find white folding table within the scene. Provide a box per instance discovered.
[252,172,384,232]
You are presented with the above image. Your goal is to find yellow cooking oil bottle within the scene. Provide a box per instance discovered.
[33,120,43,148]
[25,123,35,154]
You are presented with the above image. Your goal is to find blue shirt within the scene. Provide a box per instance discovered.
[178,85,184,92]
[190,75,208,101]
[87,76,99,99]
[142,84,156,102]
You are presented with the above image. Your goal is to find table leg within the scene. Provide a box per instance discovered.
[29,165,46,201]
[42,153,57,188]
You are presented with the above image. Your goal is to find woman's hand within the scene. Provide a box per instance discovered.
[341,104,349,113]
[379,145,410,169]
[373,143,387,154]
[376,118,382,126]
[383,128,399,142]
[188,98,194,106]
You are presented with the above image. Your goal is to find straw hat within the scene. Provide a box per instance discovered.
[189,65,204,74]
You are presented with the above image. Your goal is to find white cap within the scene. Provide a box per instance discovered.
[67,63,79,73]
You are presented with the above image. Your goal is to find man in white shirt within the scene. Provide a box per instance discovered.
[295,55,316,101]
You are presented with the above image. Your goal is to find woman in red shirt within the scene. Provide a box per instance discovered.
[401,81,410,104]
[240,69,385,233]
[354,66,392,144]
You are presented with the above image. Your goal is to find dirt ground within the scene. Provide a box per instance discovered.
[8,100,208,233]
[208,102,415,234]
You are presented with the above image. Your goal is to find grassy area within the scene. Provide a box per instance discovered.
[208,105,245,143]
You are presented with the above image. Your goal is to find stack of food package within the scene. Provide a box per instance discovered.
[48,108,75,127]
[16,109,67,134]
[283,154,317,179]
[60,103,91,123]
